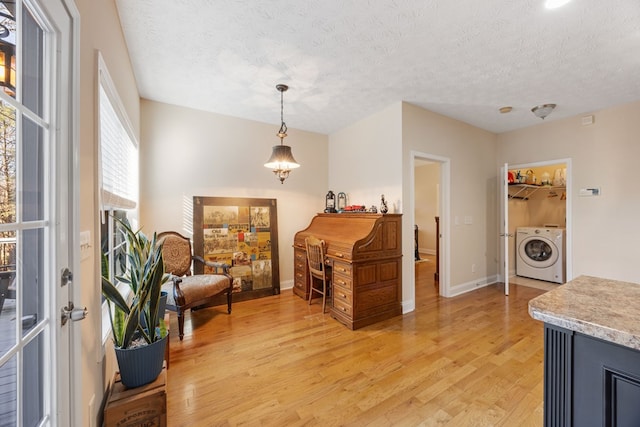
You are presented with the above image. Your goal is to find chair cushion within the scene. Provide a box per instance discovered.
[162,274,230,307]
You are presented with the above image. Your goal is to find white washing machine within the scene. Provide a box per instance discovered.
[516,227,565,284]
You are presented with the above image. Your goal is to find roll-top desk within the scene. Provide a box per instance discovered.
[294,213,402,330]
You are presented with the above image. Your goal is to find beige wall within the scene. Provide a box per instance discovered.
[139,100,329,286]
[498,100,640,283]
[415,163,439,254]
[76,0,140,424]
[402,103,499,300]
[328,102,403,211]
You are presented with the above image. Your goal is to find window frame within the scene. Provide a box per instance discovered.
[96,52,139,344]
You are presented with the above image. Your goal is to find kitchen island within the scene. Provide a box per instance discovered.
[529,275,640,426]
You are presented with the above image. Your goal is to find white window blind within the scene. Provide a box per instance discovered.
[99,84,138,210]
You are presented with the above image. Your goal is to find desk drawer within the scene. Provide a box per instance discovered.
[295,249,307,263]
[332,298,353,317]
[294,268,306,282]
[295,258,306,271]
[332,273,352,290]
[333,286,352,305]
[333,261,352,277]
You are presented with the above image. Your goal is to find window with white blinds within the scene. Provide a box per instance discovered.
[99,80,138,210]
[98,53,139,343]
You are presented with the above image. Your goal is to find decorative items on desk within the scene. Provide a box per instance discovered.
[337,192,347,211]
[324,190,337,213]
[380,194,388,214]
[325,191,384,213]
[343,205,366,212]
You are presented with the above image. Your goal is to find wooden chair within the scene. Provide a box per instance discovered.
[158,231,233,340]
[305,236,330,313]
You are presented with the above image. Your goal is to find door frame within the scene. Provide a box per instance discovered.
[41,0,81,424]
[500,158,572,287]
[410,150,451,298]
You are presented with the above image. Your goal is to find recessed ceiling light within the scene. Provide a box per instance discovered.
[499,106,513,114]
[545,0,572,9]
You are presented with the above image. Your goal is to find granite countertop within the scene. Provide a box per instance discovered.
[529,275,640,351]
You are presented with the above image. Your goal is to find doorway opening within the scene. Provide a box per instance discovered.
[411,151,450,302]
[414,159,439,287]
[503,158,572,294]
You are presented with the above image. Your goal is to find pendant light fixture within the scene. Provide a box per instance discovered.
[264,84,300,184]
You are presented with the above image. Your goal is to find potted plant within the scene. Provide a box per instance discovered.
[102,218,169,388]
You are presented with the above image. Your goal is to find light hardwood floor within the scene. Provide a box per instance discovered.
[165,259,547,426]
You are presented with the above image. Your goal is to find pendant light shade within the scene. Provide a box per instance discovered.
[264,145,299,169]
[264,84,300,184]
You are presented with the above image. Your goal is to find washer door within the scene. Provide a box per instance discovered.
[518,236,559,268]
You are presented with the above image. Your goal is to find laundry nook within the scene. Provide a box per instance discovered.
[508,163,567,287]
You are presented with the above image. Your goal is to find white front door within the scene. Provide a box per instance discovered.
[0,0,78,425]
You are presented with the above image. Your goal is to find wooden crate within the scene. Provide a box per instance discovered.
[104,367,166,427]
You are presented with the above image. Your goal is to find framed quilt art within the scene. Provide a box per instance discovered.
[193,196,280,303]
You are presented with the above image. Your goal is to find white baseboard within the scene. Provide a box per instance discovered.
[448,275,498,297]
[401,299,416,314]
[280,279,294,291]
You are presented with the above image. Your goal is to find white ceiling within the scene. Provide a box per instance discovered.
[116,0,640,135]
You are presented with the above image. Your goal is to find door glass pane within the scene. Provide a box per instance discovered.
[0,1,16,99]
[0,98,15,357]
[22,115,43,222]
[0,102,15,222]
[0,354,16,425]
[0,233,16,357]
[21,228,42,337]
[23,333,44,426]
[22,4,43,117]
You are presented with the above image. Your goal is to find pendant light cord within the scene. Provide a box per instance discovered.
[278,87,287,143]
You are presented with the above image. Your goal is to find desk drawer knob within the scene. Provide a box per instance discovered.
[339,293,346,299]
[336,279,345,286]
[335,253,344,258]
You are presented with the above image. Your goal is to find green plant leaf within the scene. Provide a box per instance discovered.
[101,215,167,349]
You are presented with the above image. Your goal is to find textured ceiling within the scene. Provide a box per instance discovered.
[116,0,640,135]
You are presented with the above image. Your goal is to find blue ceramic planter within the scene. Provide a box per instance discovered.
[114,334,168,388]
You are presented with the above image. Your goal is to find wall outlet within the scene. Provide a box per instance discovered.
[471,263,476,273]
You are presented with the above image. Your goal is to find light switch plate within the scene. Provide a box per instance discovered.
[579,188,600,197]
